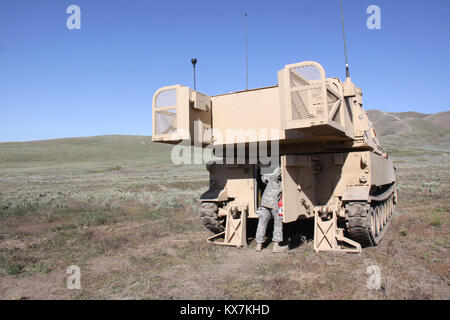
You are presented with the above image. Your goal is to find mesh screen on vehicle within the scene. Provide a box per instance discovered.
[156,89,177,108]
[288,63,324,121]
[154,88,178,135]
[290,90,311,120]
[155,108,177,135]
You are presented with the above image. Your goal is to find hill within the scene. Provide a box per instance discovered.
[0,135,173,171]
[367,110,450,150]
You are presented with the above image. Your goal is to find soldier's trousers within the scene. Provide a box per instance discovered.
[255,206,283,244]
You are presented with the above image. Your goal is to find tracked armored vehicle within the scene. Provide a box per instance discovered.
[152,61,397,253]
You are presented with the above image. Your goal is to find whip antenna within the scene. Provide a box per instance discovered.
[191,58,197,90]
[340,0,350,78]
[244,13,249,90]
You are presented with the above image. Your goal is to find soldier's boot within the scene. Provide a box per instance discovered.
[256,243,263,252]
[272,242,288,253]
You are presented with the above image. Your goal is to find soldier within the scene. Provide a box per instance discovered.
[255,167,286,253]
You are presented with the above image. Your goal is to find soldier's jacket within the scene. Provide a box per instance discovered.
[260,167,282,209]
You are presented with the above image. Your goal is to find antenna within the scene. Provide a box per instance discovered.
[244,13,249,90]
[339,0,350,78]
[191,58,197,90]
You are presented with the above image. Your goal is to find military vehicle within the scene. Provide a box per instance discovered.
[152,60,397,253]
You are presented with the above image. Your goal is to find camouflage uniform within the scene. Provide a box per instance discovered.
[256,167,283,244]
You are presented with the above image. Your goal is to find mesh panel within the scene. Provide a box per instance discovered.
[291,91,313,120]
[288,63,324,121]
[312,87,324,117]
[155,108,177,135]
[156,89,177,108]
[290,70,309,87]
[289,65,321,87]
[310,88,323,104]
[154,88,177,136]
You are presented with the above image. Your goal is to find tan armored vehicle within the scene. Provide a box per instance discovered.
[152,61,397,253]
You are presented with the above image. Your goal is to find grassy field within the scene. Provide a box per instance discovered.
[0,134,448,299]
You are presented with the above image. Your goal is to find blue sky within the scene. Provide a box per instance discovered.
[0,0,449,142]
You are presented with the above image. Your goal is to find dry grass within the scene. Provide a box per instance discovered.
[0,135,448,299]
